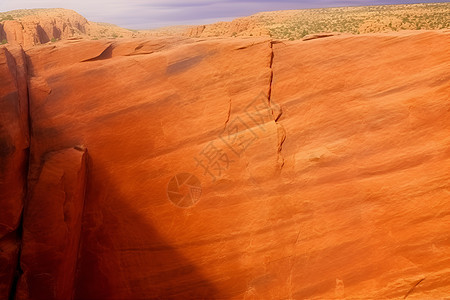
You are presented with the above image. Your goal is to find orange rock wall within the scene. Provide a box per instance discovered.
[0,31,449,299]
[0,45,29,299]
[17,148,87,300]
[0,12,89,48]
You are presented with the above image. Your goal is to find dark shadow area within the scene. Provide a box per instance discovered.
[52,26,61,40]
[81,44,113,62]
[166,55,204,75]
[6,226,22,300]
[20,43,219,300]
[74,155,219,299]
[75,22,85,34]
[36,25,50,44]
[0,231,20,300]
[0,24,6,42]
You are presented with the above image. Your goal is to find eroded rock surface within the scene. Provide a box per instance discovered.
[0,9,141,48]
[0,45,29,299]
[0,30,449,299]
[16,148,87,300]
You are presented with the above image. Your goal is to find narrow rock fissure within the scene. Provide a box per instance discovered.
[268,41,286,170]
[223,97,232,130]
[404,277,426,299]
[7,215,23,300]
[73,149,89,300]
[8,47,32,300]
[268,42,274,103]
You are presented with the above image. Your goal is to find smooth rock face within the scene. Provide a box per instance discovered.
[0,30,449,299]
[270,31,450,299]
[0,45,29,299]
[17,148,88,300]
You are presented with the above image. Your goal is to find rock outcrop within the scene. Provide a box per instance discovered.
[16,147,87,300]
[0,9,140,48]
[302,32,341,41]
[0,29,449,299]
[185,18,270,38]
[0,45,29,299]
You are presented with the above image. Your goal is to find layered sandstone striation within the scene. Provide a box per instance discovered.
[0,29,449,299]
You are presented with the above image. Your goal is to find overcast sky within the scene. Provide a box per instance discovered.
[0,0,447,29]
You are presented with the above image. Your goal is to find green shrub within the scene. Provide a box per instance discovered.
[1,39,7,45]
[0,15,14,22]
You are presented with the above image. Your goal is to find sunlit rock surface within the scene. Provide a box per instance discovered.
[0,30,449,299]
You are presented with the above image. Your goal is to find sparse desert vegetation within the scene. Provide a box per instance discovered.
[0,14,14,22]
[186,2,450,39]
[0,9,43,19]
[264,2,450,39]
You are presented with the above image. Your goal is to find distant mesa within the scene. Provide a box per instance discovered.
[0,8,143,47]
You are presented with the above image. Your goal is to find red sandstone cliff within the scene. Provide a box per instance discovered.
[0,9,140,48]
[0,29,449,299]
[16,147,87,300]
[0,45,29,299]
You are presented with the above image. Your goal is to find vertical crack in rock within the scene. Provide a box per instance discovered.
[7,218,23,300]
[16,147,88,300]
[73,145,89,300]
[404,277,426,299]
[223,97,232,131]
[0,45,30,300]
[10,48,32,300]
[268,41,286,170]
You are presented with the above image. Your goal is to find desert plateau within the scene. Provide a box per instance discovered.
[0,1,449,299]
